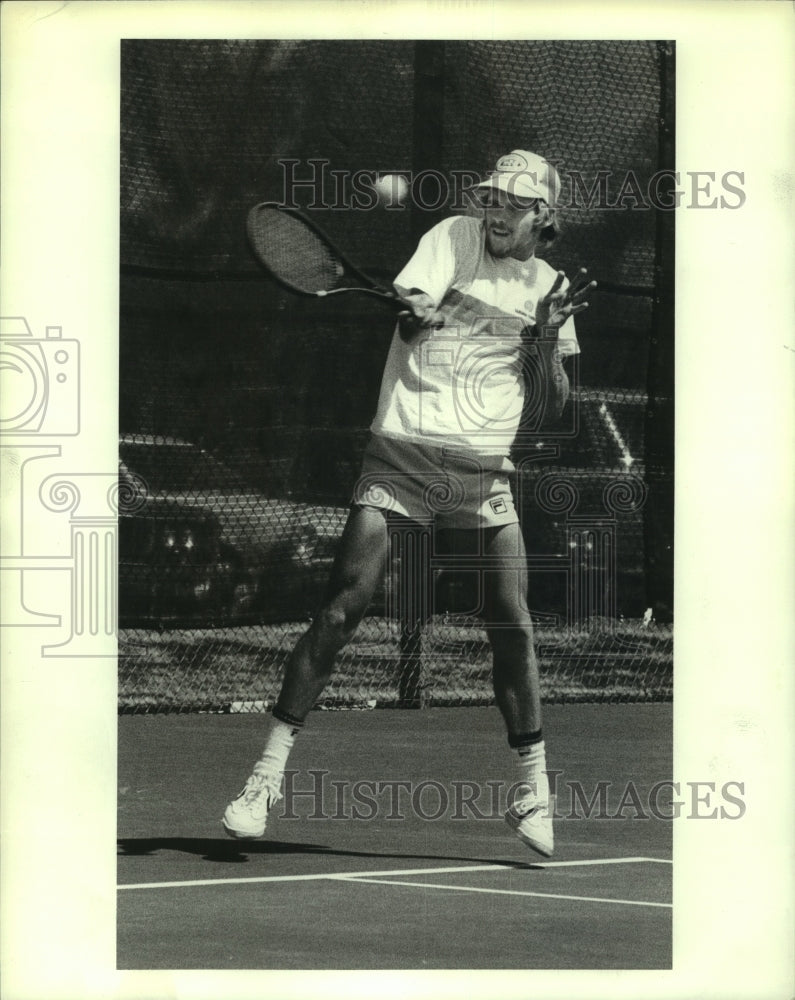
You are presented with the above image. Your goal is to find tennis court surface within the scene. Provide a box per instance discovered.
[118,704,671,969]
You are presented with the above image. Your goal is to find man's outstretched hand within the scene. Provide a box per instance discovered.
[534,268,597,335]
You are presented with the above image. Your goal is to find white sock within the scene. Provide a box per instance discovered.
[514,740,550,803]
[255,718,301,779]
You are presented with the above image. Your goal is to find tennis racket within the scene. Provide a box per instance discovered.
[246,202,412,311]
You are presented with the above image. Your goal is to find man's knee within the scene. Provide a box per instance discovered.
[313,600,364,646]
[487,618,534,655]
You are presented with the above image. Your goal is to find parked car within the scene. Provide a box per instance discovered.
[118,435,346,625]
[118,495,253,624]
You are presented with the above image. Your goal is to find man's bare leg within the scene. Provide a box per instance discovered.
[222,505,387,838]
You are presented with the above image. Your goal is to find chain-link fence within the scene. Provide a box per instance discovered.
[119,39,674,712]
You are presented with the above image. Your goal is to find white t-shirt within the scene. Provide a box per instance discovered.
[370,215,579,457]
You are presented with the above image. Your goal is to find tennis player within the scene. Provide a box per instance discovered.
[223,150,595,857]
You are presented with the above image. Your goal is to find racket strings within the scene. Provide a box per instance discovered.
[248,207,348,294]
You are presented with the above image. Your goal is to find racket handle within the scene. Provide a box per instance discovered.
[315,286,411,311]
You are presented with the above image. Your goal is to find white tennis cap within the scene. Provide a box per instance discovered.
[472,150,562,205]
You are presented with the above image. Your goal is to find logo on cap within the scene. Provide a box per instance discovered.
[496,152,529,172]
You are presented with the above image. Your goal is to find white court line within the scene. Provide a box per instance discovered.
[532,856,671,868]
[341,877,672,909]
[118,864,507,891]
[117,856,669,891]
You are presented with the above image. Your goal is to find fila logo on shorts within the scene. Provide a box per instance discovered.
[489,497,508,515]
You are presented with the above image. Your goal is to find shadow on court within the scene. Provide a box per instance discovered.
[118,835,539,870]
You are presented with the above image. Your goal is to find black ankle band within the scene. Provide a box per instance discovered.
[508,728,543,750]
[273,705,306,728]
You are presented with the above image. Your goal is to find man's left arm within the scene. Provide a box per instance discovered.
[533,268,597,427]
[534,333,571,426]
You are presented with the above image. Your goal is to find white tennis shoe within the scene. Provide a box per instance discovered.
[505,789,555,858]
[222,767,282,839]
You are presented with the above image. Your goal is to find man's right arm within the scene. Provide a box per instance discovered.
[393,286,446,341]
[390,217,465,341]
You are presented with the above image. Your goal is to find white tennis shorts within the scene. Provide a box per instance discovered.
[352,434,518,530]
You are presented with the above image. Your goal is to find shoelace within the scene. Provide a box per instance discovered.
[244,769,282,805]
[512,778,551,813]
[514,793,555,819]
